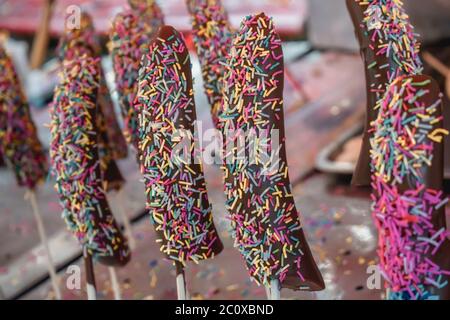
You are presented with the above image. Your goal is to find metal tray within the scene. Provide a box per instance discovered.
[316,124,450,179]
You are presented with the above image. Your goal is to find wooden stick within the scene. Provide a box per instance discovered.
[27,190,62,300]
[116,189,136,250]
[186,288,191,300]
[423,52,450,98]
[270,279,280,300]
[265,285,271,299]
[30,0,55,69]
[423,52,450,77]
[285,67,309,104]
[175,262,187,300]
[83,249,97,300]
[108,267,122,300]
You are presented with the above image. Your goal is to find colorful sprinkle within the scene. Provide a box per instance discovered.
[58,12,126,192]
[219,13,323,289]
[348,0,423,184]
[136,25,223,266]
[50,46,130,265]
[187,0,233,127]
[0,45,47,190]
[110,1,164,151]
[370,75,449,300]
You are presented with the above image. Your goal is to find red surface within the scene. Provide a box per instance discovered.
[0,0,307,37]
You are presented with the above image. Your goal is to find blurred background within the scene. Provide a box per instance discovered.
[0,0,449,300]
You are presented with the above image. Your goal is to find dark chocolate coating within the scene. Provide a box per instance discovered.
[346,0,422,186]
[96,100,126,192]
[186,0,233,127]
[97,72,129,161]
[247,19,324,290]
[137,25,223,264]
[220,13,324,291]
[51,55,130,267]
[397,75,449,299]
[58,12,127,191]
[346,0,388,186]
[370,74,449,299]
[0,46,48,189]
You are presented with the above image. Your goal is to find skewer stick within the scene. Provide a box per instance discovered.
[30,0,55,69]
[423,52,450,76]
[27,190,62,300]
[270,279,280,300]
[186,288,191,300]
[116,189,136,250]
[175,262,187,300]
[386,287,391,300]
[108,267,122,300]
[265,285,271,299]
[422,52,450,98]
[285,67,309,104]
[83,249,97,300]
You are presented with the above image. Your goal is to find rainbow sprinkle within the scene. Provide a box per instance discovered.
[128,0,165,30]
[219,14,323,289]
[187,0,233,127]
[0,45,47,190]
[58,12,126,192]
[348,0,424,185]
[109,2,164,151]
[136,25,223,266]
[50,50,130,265]
[370,75,450,299]
[362,0,423,81]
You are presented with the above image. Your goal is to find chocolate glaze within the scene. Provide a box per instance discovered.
[346,0,374,186]
[58,12,127,192]
[371,74,449,299]
[0,45,48,190]
[137,25,223,265]
[186,0,233,127]
[422,46,450,181]
[96,101,126,192]
[51,54,130,267]
[109,5,163,155]
[346,0,422,186]
[397,75,449,299]
[97,69,129,161]
[220,13,324,291]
